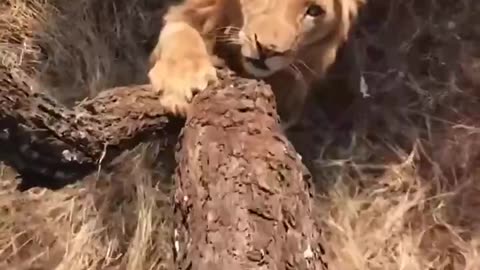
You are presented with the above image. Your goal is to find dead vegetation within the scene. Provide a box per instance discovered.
[1,0,480,269]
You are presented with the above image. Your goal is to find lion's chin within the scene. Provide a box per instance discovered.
[240,56,290,78]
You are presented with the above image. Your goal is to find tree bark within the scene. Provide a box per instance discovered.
[1,65,327,269]
[173,70,327,270]
[0,64,176,189]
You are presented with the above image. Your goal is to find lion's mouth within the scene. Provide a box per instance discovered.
[243,56,270,71]
[240,55,285,78]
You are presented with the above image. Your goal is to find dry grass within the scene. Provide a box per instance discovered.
[1,0,480,269]
[0,145,174,270]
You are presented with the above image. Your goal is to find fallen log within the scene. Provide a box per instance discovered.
[173,70,327,269]
[0,65,327,269]
[0,64,178,189]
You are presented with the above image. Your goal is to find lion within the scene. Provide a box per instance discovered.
[148,0,366,129]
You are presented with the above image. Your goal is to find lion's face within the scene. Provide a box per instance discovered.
[233,0,353,78]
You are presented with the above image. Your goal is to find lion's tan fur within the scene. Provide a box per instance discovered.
[148,0,366,127]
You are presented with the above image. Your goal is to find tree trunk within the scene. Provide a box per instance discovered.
[1,65,327,269]
[173,70,327,270]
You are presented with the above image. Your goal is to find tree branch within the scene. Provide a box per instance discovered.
[0,64,176,189]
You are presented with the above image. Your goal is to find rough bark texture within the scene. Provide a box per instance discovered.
[0,64,176,189]
[1,65,326,269]
[173,70,327,270]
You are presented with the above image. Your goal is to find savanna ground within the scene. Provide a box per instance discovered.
[1,0,480,269]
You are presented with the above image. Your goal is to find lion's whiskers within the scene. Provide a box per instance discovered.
[214,26,261,52]
[296,59,316,76]
[215,35,242,45]
[216,26,241,36]
[289,63,305,82]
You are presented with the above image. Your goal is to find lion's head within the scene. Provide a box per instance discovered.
[223,0,365,78]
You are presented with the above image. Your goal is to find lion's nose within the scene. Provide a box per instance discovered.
[253,34,291,58]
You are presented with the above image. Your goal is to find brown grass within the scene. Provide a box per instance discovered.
[1,0,480,269]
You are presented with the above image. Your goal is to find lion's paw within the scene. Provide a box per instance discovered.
[148,54,218,116]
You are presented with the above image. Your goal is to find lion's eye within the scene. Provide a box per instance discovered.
[306,4,325,17]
